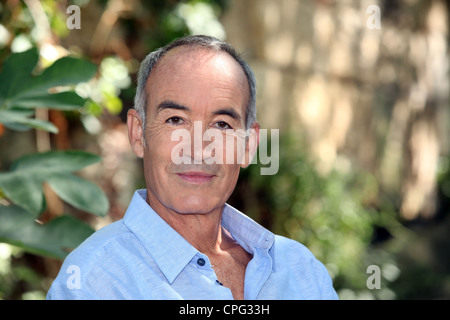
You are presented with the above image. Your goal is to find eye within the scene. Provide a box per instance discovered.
[166,116,184,125]
[214,121,232,130]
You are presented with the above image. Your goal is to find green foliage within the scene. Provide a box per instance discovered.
[0,48,107,260]
[0,151,108,217]
[0,0,229,299]
[0,47,97,132]
[0,205,94,259]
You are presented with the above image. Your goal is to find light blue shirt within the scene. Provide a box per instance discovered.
[47,189,338,300]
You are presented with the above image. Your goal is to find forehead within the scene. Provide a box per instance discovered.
[145,47,249,109]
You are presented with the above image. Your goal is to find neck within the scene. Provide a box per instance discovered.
[171,210,226,254]
[146,193,227,254]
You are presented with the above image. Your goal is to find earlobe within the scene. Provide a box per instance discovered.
[127,109,145,158]
[241,122,260,168]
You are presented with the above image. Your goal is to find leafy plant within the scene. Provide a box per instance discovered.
[0,151,108,217]
[0,47,96,132]
[0,48,108,259]
[0,205,94,259]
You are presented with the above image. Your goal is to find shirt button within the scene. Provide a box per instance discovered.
[197,258,206,266]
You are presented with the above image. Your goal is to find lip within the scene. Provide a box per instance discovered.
[176,171,215,183]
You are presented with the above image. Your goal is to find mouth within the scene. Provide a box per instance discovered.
[176,171,215,184]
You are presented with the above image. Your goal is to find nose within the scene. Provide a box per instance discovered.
[180,120,209,164]
[191,121,204,164]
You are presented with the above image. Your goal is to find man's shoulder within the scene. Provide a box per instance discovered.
[272,234,330,276]
[58,219,136,272]
[273,234,316,259]
[47,219,141,299]
[272,235,339,299]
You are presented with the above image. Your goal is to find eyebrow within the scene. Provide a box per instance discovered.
[213,108,242,122]
[157,101,242,122]
[156,101,189,113]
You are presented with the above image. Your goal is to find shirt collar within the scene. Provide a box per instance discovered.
[222,203,274,253]
[123,189,275,284]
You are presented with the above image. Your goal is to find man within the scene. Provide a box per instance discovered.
[47,35,338,300]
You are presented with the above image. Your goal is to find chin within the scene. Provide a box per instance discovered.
[171,196,222,215]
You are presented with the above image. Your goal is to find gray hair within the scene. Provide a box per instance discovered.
[133,35,257,130]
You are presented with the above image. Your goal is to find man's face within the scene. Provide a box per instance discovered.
[128,47,258,215]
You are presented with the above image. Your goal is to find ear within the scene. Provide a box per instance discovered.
[127,109,145,158]
[240,122,260,168]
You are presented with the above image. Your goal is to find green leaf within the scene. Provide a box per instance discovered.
[11,91,87,110]
[48,173,109,217]
[0,48,97,131]
[0,48,39,103]
[0,109,59,133]
[12,150,101,173]
[0,173,45,216]
[0,205,94,259]
[10,118,58,133]
[4,56,97,103]
[37,56,97,90]
[0,151,106,216]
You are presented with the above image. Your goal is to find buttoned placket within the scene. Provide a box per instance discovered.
[192,253,233,298]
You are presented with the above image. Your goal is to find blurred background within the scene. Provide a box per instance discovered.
[0,0,449,300]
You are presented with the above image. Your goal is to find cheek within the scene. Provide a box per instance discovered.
[142,129,178,175]
[220,132,247,165]
[217,165,241,200]
[144,122,179,155]
[221,163,240,186]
